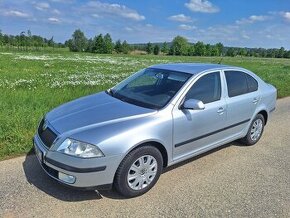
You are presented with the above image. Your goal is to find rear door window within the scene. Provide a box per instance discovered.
[225,71,258,97]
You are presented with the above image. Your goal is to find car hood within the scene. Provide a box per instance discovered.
[46,91,155,133]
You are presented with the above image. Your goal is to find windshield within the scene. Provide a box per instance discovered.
[107,68,192,109]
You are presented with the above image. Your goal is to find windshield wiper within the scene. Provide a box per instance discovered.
[106,89,128,103]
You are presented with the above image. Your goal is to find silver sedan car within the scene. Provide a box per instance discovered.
[34,63,276,197]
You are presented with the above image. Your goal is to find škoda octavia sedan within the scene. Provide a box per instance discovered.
[34,63,276,197]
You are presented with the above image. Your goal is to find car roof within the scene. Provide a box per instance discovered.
[150,63,242,75]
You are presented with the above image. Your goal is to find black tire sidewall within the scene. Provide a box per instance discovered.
[244,114,265,145]
[114,145,163,198]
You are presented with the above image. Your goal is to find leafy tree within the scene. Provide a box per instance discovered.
[48,36,54,47]
[153,45,160,55]
[247,49,255,57]
[194,41,205,56]
[260,49,267,57]
[92,34,104,53]
[103,33,113,54]
[169,36,189,56]
[121,40,130,54]
[19,31,26,48]
[215,42,224,56]
[188,45,195,56]
[146,42,154,54]
[205,44,211,56]
[210,45,219,56]
[86,38,94,52]
[114,40,122,53]
[284,50,290,58]
[27,30,32,47]
[65,39,72,48]
[226,47,236,57]
[161,42,169,54]
[0,30,3,46]
[69,29,87,52]
[238,48,247,56]
[278,47,285,58]
[267,49,278,58]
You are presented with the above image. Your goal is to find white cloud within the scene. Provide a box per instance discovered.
[242,34,250,39]
[168,14,193,22]
[281,12,290,22]
[124,27,133,31]
[2,10,29,18]
[236,15,270,25]
[266,34,273,39]
[250,15,269,21]
[179,24,196,30]
[48,17,61,23]
[91,14,101,18]
[269,11,290,22]
[86,1,145,21]
[34,2,50,11]
[185,0,219,13]
[52,9,61,15]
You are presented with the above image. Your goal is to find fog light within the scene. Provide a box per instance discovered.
[58,172,76,184]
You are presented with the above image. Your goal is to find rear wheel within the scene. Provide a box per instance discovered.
[241,114,265,145]
[114,145,163,198]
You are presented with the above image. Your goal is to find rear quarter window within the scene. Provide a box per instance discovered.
[246,74,258,92]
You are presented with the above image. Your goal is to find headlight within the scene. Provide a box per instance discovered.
[57,138,104,158]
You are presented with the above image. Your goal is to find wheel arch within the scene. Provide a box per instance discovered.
[257,110,268,125]
[125,140,169,168]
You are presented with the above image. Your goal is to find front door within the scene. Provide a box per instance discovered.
[172,71,227,161]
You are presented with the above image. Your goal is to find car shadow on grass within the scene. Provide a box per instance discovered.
[23,140,246,201]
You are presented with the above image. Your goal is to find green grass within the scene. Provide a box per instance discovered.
[0,51,289,160]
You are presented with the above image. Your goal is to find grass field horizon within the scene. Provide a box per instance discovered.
[0,50,289,160]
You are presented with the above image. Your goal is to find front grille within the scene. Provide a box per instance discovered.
[38,119,57,148]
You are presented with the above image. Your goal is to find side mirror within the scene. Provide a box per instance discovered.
[181,99,205,110]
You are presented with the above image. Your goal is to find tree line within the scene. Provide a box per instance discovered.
[0,30,64,51]
[141,36,290,58]
[64,29,130,54]
[1,29,290,58]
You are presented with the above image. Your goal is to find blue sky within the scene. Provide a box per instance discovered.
[0,0,290,48]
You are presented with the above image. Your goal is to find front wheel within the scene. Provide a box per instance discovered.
[241,114,265,146]
[114,145,163,198]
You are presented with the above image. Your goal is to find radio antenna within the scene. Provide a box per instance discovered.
[218,54,224,64]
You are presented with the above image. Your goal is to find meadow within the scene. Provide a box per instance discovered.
[0,51,289,160]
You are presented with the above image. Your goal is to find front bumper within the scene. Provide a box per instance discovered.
[33,134,123,190]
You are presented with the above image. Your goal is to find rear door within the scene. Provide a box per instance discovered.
[223,70,260,136]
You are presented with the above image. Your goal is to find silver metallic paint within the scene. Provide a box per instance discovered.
[34,63,277,188]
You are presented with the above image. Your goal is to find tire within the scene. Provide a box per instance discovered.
[241,114,265,146]
[114,145,163,198]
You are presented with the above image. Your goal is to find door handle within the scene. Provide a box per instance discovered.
[252,98,259,104]
[217,107,225,114]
